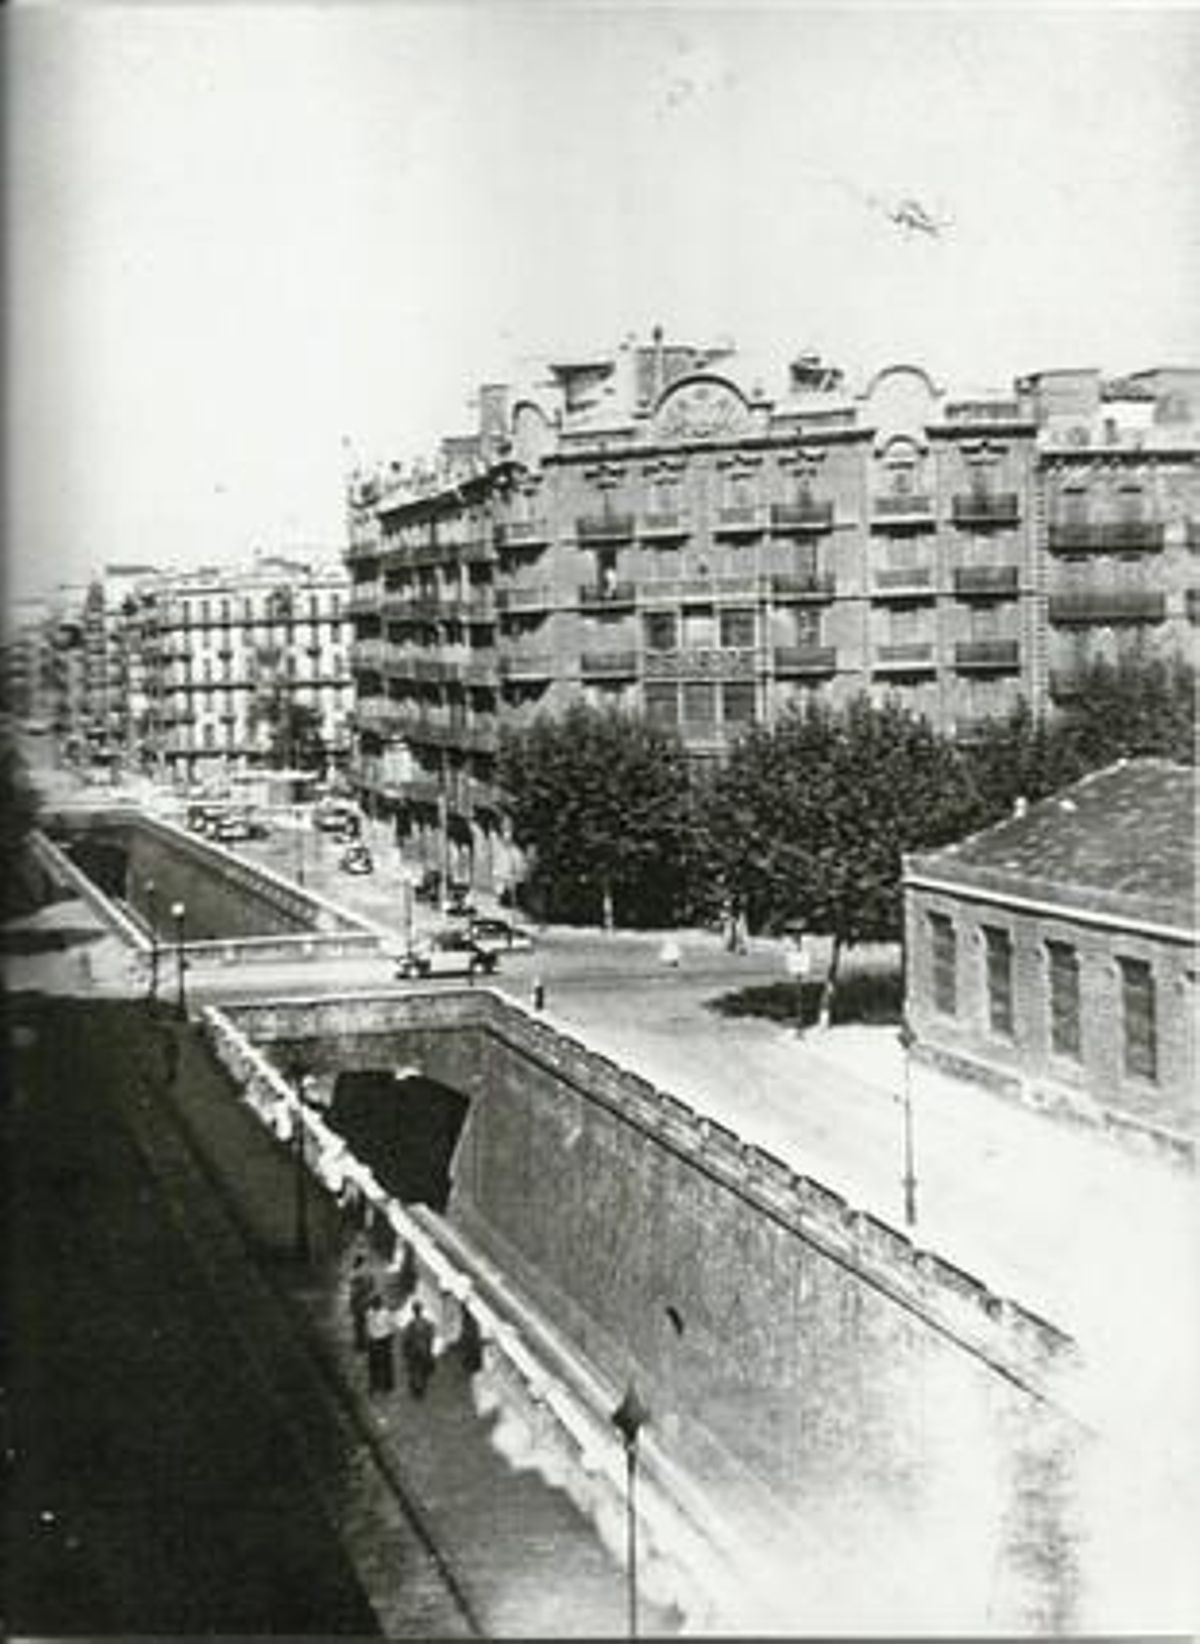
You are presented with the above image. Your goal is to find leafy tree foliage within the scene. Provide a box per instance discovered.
[698,696,979,1019]
[1,738,42,918]
[963,654,1195,827]
[251,693,326,771]
[497,703,697,927]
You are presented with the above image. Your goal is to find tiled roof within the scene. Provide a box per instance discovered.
[905,759,1197,935]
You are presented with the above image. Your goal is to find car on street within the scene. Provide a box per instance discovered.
[468,916,534,955]
[394,930,498,980]
[338,844,374,875]
[314,800,360,834]
[213,812,269,844]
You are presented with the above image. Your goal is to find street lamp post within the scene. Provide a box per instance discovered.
[170,901,187,1019]
[611,1381,650,1639]
[145,878,160,1004]
[900,1017,918,1228]
[291,1064,312,1264]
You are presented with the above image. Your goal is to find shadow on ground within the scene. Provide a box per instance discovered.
[705,970,902,1028]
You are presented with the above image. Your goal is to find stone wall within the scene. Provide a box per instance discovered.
[224,987,1087,1628]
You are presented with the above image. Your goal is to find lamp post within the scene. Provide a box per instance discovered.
[611,1380,649,1639]
[900,1016,918,1228]
[170,901,187,1019]
[291,1062,312,1264]
[145,878,160,1004]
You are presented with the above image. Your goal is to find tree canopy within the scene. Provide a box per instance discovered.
[497,702,697,927]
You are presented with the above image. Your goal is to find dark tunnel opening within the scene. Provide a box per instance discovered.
[328,1069,471,1212]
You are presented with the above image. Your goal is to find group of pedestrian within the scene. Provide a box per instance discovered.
[348,1248,439,1399]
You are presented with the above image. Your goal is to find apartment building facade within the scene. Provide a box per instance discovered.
[345,334,1198,889]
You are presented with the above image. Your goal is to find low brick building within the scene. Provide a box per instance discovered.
[903,759,1197,1151]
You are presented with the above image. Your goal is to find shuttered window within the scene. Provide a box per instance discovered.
[984,926,1014,1037]
[1047,941,1081,1059]
[929,912,957,1015]
[1119,958,1157,1081]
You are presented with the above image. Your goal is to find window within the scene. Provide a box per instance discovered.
[720,608,755,649]
[644,683,677,728]
[722,681,756,726]
[1047,941,1081,1059]
[1119,958,1157,1081]
[794,608,822,648]
[983,926,1014,1037]
[889,605,922,642]
[682,681,717,725]
[681,607,716,650]
[929,912,957,1014]
[644,612,677,651]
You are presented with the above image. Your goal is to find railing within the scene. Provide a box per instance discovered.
[942,400,1024,424]
[495,585,554,612]
[347,587,381,616]
[497,651,554,680]
[576,513,635,542]
[1048,590,1166,625]
[953,566,1020,598]
[871,494,935,526]
[1187,587,1200,622]
[769,501,835,532]
[954,640,1020,670]
[769,572,836,600]
[873,566,935,595]
[773,645,837,675]
[578,582,637,609]
[713,506,766,534]
[639,512,689,537]
[579,650,638,677]
[951,492,1020,527]
[496,520,550,547]
[641,573,764,602]
[643,647,761,679]
[1048,521,1165,553]
[873,642,936,668]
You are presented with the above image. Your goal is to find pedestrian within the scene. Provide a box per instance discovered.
[364,1293,396,1394]
[347,1251,372,1352]
[531,977,545,1012]
[401,1300,437,1399]
[457,1303,484,1375]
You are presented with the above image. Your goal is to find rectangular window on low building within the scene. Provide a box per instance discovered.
[983,926,1014,1036]
[682,680,717,726]
[644,612,677,651]
[719,608,755,649]
[1047,941,1081,1059]
[929,912,957,1014]
[644,682,678,729]
[722,681,756,725]
[1119,957,1157,1081]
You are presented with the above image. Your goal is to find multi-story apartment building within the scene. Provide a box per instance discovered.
[344,332,1197,890]
[2,595,56,726]
[138,555,353,785]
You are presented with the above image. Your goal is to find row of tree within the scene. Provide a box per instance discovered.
[497,655,1196,961]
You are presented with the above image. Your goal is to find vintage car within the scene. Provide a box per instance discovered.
[394,930,498,980]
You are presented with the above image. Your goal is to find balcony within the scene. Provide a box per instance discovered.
[497,651,554,681]
[769,501,835,533]
[1048,521,1165,554]
[769,572,836,601]
[873,642,936,671]
[954,640,1021,671]
[1187,588,1200,623]
[580,650,638,678]
[713,506,766,537]
[640,512,690,539]
[496,519,550,548]
[773,645,837,675]
[1048,590,1166,625]
[641,573,764,603]
[353,698,396,730]
[579,582,637,610]
[953,565,1020,599]
[347,587,381,617]
[951,492,1020,528]
[644,647,761,679]
[873,566,936,598]
[871,495,936,530]
[576,513,635,543]
[495,585,554,613]
[396,777,444,807]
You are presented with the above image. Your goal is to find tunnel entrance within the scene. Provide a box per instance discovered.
[63,835,128,901]
[329,1070,470,1212]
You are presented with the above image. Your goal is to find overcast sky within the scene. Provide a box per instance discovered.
[7,1,1199,607]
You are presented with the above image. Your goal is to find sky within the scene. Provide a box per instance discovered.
[7,1,1200,607]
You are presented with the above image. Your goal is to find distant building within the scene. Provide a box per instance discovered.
[344,332,1199,890]
[903,759,1198,1152]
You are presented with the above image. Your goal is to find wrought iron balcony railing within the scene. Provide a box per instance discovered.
[579,650,638,677]
[714,506,766,535]
[640,512,689,537]
[953,566,1020,598]
[873,642,936,668]
[873,566,935,596]
[769,573,836,601]
[769,501,835,532]
[1048,521,1165,553]
[576,513,635,542]
[871,495,936,529]
[1048,590,1166,625]
[578,582,637,609]
[773,645,837,675]
[951,492,1020,527]
[954,640,1021,670]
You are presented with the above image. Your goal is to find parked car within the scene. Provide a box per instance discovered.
[314,800,360,834]
[339,844,374,875]
[395,931,498,980]
[214,814,253,843]
[468,916,534,954]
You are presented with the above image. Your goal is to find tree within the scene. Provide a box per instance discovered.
[1,738,42,918]
[497,703,697,928]
[251,693,326,771]
[700,696,979,1024]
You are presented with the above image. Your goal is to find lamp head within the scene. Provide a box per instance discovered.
[611,1381,649,1448]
